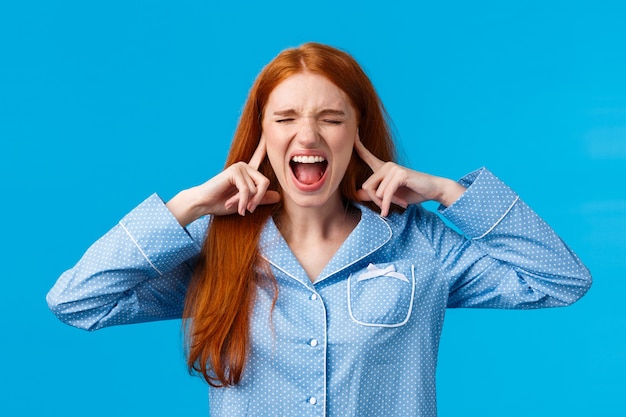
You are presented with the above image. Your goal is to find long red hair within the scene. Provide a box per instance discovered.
[183,42,397,387]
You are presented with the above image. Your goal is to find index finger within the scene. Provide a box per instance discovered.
[354,133,384,171]
[248,135,267,170]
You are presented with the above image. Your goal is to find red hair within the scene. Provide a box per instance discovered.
[183,42,396,387]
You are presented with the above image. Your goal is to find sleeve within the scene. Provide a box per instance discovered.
[424,168,592,309]
[46,194,209,330]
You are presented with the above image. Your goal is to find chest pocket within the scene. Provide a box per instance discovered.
[347,261,416,327]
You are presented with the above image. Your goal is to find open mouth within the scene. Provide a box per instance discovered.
[290,155,328,185]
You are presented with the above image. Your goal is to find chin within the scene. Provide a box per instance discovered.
[283,189,341,210]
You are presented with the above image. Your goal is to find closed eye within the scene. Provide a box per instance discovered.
[276,118,294,123]
[323,119,343,125]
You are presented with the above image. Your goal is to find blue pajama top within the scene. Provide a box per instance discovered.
[47,168,592,417]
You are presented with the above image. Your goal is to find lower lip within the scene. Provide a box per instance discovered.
[290,167,329,192]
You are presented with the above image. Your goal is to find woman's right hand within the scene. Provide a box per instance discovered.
[166,137,281,226]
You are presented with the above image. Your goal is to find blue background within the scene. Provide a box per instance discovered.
[1,1,625,415]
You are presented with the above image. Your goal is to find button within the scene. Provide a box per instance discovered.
[310,293,318,301]
[309,339,319,347]
[308,397,317,405]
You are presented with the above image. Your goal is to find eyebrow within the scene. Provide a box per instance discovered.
[272,109,347,117]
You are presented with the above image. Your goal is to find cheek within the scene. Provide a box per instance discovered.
[265,148,282,173]
[337,140,355,165]
[332,127,356,157]
[264,141,289,180]
[262,128,284,161]
[262,121,289,146]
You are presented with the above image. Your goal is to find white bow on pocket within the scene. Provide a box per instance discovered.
[356,263,409,283]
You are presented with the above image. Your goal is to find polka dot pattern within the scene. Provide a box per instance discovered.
[46,195,208,329]
[47,168,592,416]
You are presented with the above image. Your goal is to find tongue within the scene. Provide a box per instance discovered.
[293,163,324,185]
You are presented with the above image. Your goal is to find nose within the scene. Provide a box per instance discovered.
[295,117,320,147]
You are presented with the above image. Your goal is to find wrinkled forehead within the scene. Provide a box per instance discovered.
[264,72,356,117]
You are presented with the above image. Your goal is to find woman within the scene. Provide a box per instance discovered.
[47,42,591,416]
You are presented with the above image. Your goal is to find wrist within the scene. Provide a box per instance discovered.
[166,187,204,227]
[435,178,466,208]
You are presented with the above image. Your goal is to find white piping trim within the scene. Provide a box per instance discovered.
[260,209,393,286]
[473,196,520,240]
[119,221,163,276]
[261,255,312,289]
[321,284,328,417]
[347,264,416,328]
[259,254,327,415]
[317,213,393,282]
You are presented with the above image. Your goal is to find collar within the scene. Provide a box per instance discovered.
[259,203,392,288]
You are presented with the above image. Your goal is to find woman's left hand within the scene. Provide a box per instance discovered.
[354,135,466,217]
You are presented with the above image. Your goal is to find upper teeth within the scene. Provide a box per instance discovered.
[292,155,326,163]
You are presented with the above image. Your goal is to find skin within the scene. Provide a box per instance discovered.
[262,72,357,219]
[166,72,466,280]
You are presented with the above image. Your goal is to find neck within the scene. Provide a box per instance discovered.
[273,194,361,282]
[276,195,358,243]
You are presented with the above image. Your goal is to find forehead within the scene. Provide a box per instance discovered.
[265,72,354,113]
